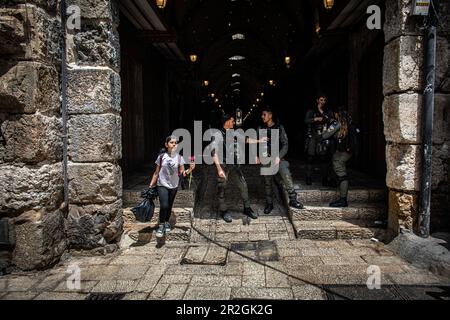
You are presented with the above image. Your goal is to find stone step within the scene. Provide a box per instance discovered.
[297,188,387,203]
[123,189,195,207]
[123,207,193,225]
[292,220,387,240]
[121,222,191,245]
[290,203,387,222]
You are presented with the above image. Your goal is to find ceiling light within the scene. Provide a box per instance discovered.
[229,55,245,61]
[156,0,167,9]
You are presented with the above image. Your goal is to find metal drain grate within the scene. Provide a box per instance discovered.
[85,293,126,300]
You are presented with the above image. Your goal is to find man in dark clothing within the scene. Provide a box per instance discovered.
[304,94,334,186]
[212,114,266,223]
[256,107,304,214]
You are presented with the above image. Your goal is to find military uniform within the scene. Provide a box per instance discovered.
[259,123,301,209]
[213,128,251,213]
[304,108,334,184]
[321,119,353,206]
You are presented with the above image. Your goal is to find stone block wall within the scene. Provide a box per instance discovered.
[383,0,450,234]
[0,1,66,270]
[65,0,123,250]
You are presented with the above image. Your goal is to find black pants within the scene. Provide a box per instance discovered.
[157,186,178,224]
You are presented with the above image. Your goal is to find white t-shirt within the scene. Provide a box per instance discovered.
[155,153,186,189]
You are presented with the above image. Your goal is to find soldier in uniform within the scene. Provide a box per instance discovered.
[256,106,304,214]
[212,114,266,223]
[321,109,359,207]
[304,94,334,186]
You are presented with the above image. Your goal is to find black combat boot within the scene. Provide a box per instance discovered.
[288,192,304,209]
[329,197,348,208]
[221,210,232,223]
[264,203,274,214]
[289,199,304,209]
[244,207,258,219]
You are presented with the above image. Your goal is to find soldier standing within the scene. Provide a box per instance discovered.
[256,106,304,214]
[212,114,265,223]
[304,93,334,186]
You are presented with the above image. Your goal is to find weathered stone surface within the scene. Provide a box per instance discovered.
[68,114,121,162]
[388,191,418,232]
[0,5,60,62]
[384,0,423,43]
[0,62,59,114]
[0,114,62,164]
[2,1,57,12]
[67,68,121,114]
[67,202,123,250]
[383,94,421,144]
[0,163,63,213]
[383,36,423,95]
[68,20,120,69]
[11,209,67,270]
[386,144,420,191]
[66,0,119,21]
[68,162,122,204]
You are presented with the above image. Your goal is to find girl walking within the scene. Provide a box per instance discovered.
[149,135,195,238]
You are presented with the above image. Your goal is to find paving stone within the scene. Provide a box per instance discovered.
[278,248,303,257]
[216,224,241,233]
[265,267,291,288]
[33,292,87,300]
[292,285,328,300]
[320,256,368,265]
[0,276,40,291]
[282,256,324,266]
[301,247,340,257]
[165,264,224,276]
[191,275,241,287]
[34,273,68,291]
[1,292,39,300]
[54,280,98,293]
[164,284,188,300]
[80,265,121,281]
[361,255,407,265]
[387,273,447,285]
[109,254,156,265]
[216,232,248,242]
[160,275,192,284]
[248,233,270,241]
[241,224,267,233]
[122,292,149,300]
[231,287,293,300]
[91,280,138,293]
[223,263,244,276]
[243,261,265,275]
[184,286,231,300]
[268,232,290,241]
[135,275,163,293]
[182,246,209,264]
[111,265,149,280]
[243,273,266,287]
[148,283,170,299]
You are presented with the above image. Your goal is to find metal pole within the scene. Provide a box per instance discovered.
[60,0,69,211]
[419,4,437,238]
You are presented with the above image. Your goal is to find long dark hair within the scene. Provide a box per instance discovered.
[159,135,178,155]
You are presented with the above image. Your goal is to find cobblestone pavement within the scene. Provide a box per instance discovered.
[1,236,450,300]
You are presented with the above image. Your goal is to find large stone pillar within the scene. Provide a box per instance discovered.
[65,0,123,251]
[383,0,450,235]
[0,1,66,270]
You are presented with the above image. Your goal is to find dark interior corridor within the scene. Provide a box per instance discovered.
[118,0,387,187]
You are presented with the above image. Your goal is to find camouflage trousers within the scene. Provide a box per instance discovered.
[217,165,250,212]
[332,151,352,198]
[263,160,297,205]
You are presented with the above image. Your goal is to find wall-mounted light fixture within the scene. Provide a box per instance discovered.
[156,0,167,9]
